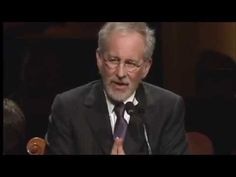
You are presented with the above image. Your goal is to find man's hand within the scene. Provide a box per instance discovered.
[111,138,125,155]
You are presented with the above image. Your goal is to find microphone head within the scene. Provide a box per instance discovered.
[125,102,135,116]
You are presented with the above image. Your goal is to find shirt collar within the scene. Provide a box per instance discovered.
[104,91,138,115]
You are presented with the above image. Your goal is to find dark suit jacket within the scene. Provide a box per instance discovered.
[47,80,189,154]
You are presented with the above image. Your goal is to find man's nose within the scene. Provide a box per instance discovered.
[116,63,127,78]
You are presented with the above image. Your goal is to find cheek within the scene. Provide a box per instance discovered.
[138,66,149,79]
[128,72,144,83]
[100,66,114,78]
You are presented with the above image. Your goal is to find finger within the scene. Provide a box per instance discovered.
[117,143,125,155]
[111,144,117,155]
[111,138,119,155]
[116,138,125,155]
[111,137,124,155]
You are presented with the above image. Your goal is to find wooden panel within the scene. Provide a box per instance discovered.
[161,22,236,97]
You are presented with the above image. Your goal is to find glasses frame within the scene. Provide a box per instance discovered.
[102,54,147,73]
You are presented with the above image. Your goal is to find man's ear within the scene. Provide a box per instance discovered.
[142,59,152,79]
[96,49,102,69]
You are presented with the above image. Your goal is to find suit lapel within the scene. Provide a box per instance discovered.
[124,83,149,154]
[124,113,148,154]
[84,80,113,154]
[134,82,159,154]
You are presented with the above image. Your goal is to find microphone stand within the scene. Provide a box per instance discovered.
[143,124,152,155]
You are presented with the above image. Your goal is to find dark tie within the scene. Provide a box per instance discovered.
[113,102,127,140]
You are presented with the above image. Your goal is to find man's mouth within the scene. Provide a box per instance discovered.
[112,81,129,90]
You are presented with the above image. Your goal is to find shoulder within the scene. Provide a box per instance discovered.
[142,82,181,99]
[142,82,183,106]
[53,80,100,105]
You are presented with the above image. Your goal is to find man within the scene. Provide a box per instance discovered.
[46,22,189,154]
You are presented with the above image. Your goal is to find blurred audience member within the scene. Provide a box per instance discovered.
[3,98,26,154]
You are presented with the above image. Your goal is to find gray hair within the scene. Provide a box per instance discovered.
[98,22,156,60]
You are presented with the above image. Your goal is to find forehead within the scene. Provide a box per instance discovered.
[108,31,145,46]
[106,31,145,59]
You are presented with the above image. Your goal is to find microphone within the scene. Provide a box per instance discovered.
[125,102,136,116]
[125,102,152,155]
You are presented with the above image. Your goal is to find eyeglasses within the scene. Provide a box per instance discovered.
[102,55,146,73]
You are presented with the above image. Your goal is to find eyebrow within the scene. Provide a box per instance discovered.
[108,55,139,62]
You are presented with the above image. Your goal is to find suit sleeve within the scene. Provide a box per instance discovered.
[46,94,75,154]
[159,96,190,154]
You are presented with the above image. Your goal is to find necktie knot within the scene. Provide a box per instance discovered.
[114,102,125,119]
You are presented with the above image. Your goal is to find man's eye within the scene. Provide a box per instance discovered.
[126,61,137,66]
[109,58,119,63]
